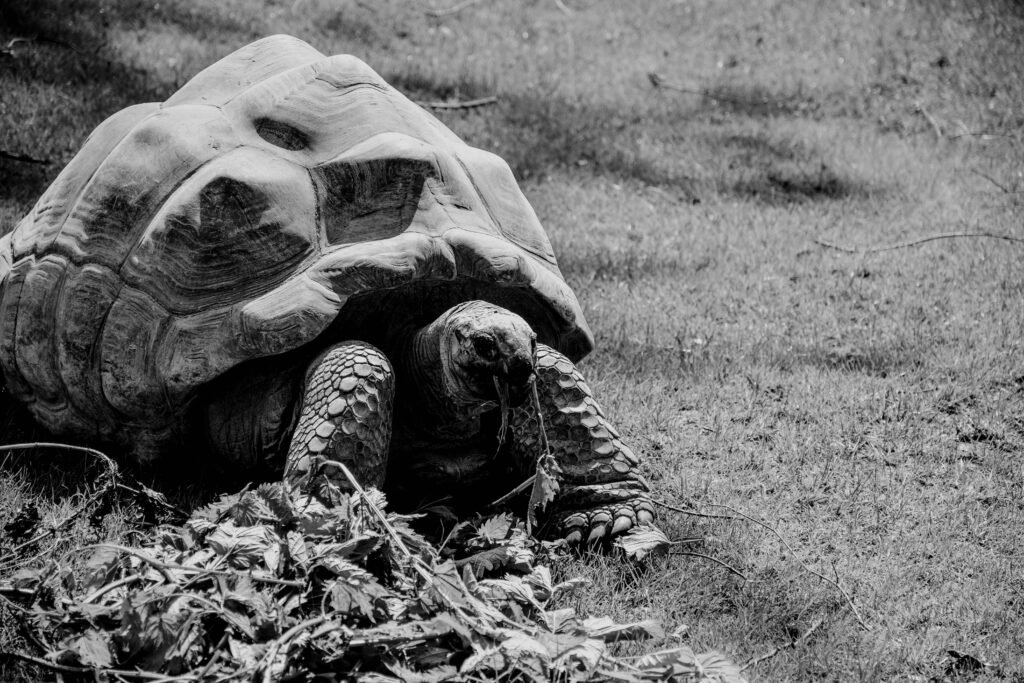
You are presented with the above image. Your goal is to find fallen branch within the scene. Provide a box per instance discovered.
[741,615,826,671]
[813,232,1024,254]
[654,498,742,521]
[970,168,1014,193]
[915,100,943,139]
[668,551,746,580]
[0,150,50,165]
[648,72,774,108]
[425,0,484,18]
[417,95,498,110]
[0,651,199,681]
[0,443,120,558]
[704,503,869,630]
[488,474,536,508]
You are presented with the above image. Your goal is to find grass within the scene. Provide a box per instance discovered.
[2,0,1024,679]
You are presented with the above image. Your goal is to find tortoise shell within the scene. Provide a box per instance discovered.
[0,35,593,464]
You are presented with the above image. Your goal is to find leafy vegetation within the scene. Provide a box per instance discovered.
[1,451,738,681]
[2,0,1024,680]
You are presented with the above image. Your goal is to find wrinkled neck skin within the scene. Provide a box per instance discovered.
[397,315,498,438]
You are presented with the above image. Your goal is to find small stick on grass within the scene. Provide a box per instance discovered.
[813,231,1024,254]
[704,503,869,630]
[741,615,827,671]
[970,168,1013,193]
[425,0,484,18]
[417,95,498,110]
[668,551,746,580]
[654,498,742,521]
[0,150,50,165]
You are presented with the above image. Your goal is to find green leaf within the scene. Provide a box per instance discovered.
[206,522,277,569]
[614,524,672,560]
[81,546,122,591]
[66,630,113,667]
[582,616,665,642]
[697,650,748,682]
[475,513,512,543]
[456,546,514,578]
[527,459,559,530]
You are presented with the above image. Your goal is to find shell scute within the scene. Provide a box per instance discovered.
[14,255,68,404]
[122,146,318,313]
[51,106,237,270]
[100,287,171,420]
[57,262,122,426]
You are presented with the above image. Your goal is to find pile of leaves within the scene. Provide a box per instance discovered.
[1,473,744,682]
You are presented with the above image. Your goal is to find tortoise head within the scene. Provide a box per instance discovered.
[438,300,537,408]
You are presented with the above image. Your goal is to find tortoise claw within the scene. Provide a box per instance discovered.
[587,525,606,543]
[637,509,655,526]
[565,529,583,544]
[611,515,633,535]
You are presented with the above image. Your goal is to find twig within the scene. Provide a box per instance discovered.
[0,441,183,520]
[668,551,746,580]
[259,615,332,683]
[0,150,50,165]
[73,544,304,588]
[648,72,773,108]
[0,652,200,681]
[949,130,1022,143]
[741,615,827,671]
[321,459,414,559]
[654,498,742,521]
[82,572,143,603]
[0,443,120,557]
[195,633,229,680]
[915,101,943,139]
[417,95,498,110]
[704,503,869,630]
[425,0,483,18]
[487,474,536,508]
[970,168,1013,193]
[813,232,1024,254]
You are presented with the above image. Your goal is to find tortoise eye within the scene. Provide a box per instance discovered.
[472,335,499,361]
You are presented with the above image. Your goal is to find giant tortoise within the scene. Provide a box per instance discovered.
[0,35,653,542]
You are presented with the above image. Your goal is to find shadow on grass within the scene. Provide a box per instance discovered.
[392,70,876,206]
[0,0,254,207]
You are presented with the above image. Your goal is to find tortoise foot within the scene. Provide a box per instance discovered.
[285,341,394,500]
[509,345,653,544]
[554,482,656,544]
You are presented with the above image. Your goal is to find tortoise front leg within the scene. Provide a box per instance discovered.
[285,342,395,502]
[509,345,655,543]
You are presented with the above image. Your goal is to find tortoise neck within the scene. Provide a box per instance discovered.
[399,316,494,431]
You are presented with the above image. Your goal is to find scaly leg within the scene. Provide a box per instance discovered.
[509,344,655,543]
[285,342,394,502]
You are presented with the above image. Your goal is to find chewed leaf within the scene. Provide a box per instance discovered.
[527,461,559,530]
[583,616,665,642]
[457,546,514,578]
[614,524,672,560]
[475,513,512,542]
[63,631,113,667]
[697,650,748,682]
[633,645,700,673]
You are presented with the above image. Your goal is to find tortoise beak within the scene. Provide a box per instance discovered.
[502,352,535,406]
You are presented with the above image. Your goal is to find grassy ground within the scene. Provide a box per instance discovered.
[2,0,1023,680]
